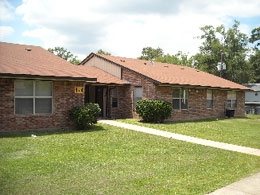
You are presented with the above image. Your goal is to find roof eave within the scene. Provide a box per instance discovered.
[0,73,97,82]
[156,83,249,91]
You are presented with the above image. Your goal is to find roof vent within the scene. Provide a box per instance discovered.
[144,62,147,65]
[25,48,32,51]
[164,65,169,68]
[120,59,125,62]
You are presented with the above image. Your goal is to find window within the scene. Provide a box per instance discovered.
[111,87,118,107]
[134,87,143,107]
[227,91,237,108]
[173,88,188,110]
[15,80,53,114]
[206,90,213,108]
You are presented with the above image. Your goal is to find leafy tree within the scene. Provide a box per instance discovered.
[194,20,251,83]
[97,49,111,55]
[138,47,164,60]
[249,27,260,47]
[157,51,193,67]
[249,50,260,83]
[48,47,80,65]
[249,27,260,82]
[138,47,193,66]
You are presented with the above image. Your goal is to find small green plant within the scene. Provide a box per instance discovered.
[135,99,172,123]
[69,103,101,130]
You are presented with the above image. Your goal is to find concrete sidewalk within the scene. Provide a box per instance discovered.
[98,120,260,157]
[208,171,260,195]
[98,119,260,195]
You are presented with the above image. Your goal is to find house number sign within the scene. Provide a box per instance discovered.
[75,86,84,94]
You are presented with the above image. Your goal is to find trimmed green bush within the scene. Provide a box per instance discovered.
[135,99,172,123]
[69,103,101,130]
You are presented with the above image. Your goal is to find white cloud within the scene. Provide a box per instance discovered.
[0,26,14,40]
[22,28,71,48]
[0,0,14,21]
[11,0,260,59]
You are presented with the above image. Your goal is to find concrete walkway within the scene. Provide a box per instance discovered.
[207,172,260,195]
[98,119,260,195]
[98,120,260,157]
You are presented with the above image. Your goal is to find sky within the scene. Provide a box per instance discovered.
[1,0,260,60]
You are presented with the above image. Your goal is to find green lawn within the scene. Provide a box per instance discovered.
[118,115,260,149]
[1,122,260,194]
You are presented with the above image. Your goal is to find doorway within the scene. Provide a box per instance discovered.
[85,85,106,117]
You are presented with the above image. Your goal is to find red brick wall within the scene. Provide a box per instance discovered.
[155,86,245,121]
[110,85,132,119]
[0,78,85,132]
[115,67,246,121]
[120,68,156,118]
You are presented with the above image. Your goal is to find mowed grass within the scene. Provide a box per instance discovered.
[118,115,260,149]
[1,123,260,195]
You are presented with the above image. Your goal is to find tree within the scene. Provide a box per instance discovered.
[138,47,164,60]
[156,51,193,67]
[194,20,251,83]
[138,47,193,66]
[249,27,260,47]
[249,27,260,82]
[97,49,111,55]
[249,50,260,83]
[48,47,80,65]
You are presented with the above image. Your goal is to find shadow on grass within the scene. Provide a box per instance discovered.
[136,115,256,126]
[0,124,106,138]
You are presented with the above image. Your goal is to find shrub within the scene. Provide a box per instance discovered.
[135,99,172,123]
[69,103,101,130]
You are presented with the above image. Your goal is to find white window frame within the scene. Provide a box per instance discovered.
[173,88,188,110]
[206,89,213,108]
[14,80,53,115]
[134,87,143,107]
[111,87,118,108]
[227,91,237,108]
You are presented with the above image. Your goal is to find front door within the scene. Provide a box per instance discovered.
[85,85,106,117]
[96,86,104,116]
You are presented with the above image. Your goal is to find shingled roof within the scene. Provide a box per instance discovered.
[82,53,249,90]
[0,42,127,85]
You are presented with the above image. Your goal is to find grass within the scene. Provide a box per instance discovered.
[117,114,260,149]
[0,122,260,194]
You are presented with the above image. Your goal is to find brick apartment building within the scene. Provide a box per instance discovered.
[0,42,249,131]
[81,53,248,121]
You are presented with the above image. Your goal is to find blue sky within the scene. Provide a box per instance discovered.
[1,0,260,59]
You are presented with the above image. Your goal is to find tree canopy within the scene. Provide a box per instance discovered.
[97,49,111,55]
[138,47,193,66]
[48,47,80,65]
[138,21,259,84]
[138,47,164,60]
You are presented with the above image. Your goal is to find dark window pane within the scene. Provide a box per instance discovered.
[181,99,188,109]
[112,98,118,107]
[173,99,180,109]
[35,98,52,114]
[15,98,33,114]
[207,100,213,108]
[173,89,181,98]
